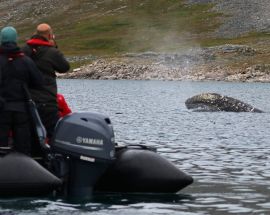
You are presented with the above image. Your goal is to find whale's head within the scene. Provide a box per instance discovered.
[185,93,263,112]
[185,93,223,111]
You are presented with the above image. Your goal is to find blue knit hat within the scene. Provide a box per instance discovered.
[0,26,17,44]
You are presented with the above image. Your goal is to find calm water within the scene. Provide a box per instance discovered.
[1,79,270,215]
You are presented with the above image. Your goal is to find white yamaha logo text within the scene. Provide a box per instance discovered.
[76,136,104,145]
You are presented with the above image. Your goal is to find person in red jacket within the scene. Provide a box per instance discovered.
[57,93,71,118]
[22,23,70,139]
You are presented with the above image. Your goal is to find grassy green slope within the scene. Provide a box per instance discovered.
[16,0,222,55]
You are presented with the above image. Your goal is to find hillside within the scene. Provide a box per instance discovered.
[1,0,270,81]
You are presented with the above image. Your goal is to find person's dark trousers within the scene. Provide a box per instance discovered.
[36,104,59,139]
[0,111,31,155]
[29,104,59,158]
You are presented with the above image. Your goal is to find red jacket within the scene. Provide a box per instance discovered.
[57,94,71,117]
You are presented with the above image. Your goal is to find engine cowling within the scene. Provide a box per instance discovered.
[51,112,115,162]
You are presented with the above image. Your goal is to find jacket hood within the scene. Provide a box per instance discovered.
[0,42,24,58]
[27,35,54,47]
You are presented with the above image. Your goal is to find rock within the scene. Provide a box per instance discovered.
[57,56,270,82]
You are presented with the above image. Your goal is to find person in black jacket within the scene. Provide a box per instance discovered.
[22,23,70,140]
[0,26,44,155]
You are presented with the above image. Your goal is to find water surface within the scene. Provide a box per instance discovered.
[1,80,269,214]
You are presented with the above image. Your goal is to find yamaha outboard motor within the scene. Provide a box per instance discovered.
[50,112,115,199]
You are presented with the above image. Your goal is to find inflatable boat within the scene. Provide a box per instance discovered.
[0,112,193,199]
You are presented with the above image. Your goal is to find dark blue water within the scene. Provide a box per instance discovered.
[1,80,270,214]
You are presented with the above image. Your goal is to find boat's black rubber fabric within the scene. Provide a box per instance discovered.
[95,147,193,193]
[0,152,62,197]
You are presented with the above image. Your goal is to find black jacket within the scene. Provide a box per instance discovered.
[22,35,70,109]
[0,42,44,112]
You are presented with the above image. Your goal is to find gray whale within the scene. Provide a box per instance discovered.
[185,93,263,113]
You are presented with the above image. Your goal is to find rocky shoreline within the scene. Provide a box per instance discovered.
[59,45,270,83]
[57,60,270,82]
